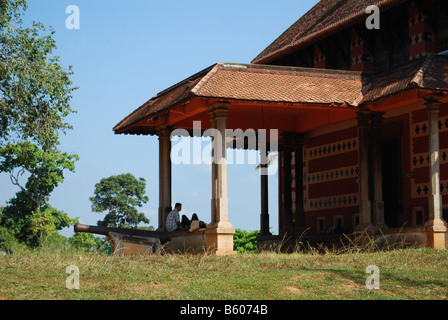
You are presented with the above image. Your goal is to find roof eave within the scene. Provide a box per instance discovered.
[252,0,407,65]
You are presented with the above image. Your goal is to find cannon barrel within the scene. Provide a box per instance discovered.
[74,223,170,245]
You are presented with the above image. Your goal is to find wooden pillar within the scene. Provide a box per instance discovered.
[371,112,387,230]
[425,99,448,249]
[356,110,374,231]
[281,134,294,235]
[157,126,172,232]
[205,102,235,255]
[294,133,305,233]
[259,147,271,237]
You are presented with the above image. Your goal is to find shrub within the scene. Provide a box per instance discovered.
[233,229,260,253]
[0,226,18,252]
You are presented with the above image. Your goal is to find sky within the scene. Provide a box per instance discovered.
[0,0,318,237]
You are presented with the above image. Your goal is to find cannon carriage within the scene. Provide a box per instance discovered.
[74,223,170,256]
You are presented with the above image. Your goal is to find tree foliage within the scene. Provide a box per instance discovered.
[233,229,260,253]
[0,0,27,29]
[69,232,98,251]
[0,192,76,247]
[0,0,79,247]
[0,0,77,150]
[90,173,150,228]
[0,225,18,251]
[0,142,79,210]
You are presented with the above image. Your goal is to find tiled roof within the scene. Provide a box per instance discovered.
[192,63,363,104]
[113,63,363,134]
[359,54,448,103]
[252,0,406,65]
[114,55,448,135]
[113,68,210,135]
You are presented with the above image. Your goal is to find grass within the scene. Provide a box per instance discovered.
[1,245,448,300]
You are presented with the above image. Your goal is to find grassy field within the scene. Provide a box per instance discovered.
[1,246,447,300]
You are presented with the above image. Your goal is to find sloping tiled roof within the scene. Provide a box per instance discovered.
[252,0,407,65]
[114,55,448,135]
[359,54,448,103]
[113,69,209,135]
[113,63,363,134]
[193,63,363,104]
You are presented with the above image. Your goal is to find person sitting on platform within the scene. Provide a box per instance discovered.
[166,203,206,232]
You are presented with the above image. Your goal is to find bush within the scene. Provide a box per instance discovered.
[41,232,69,249]
[69,233,110,253]
[233,229,260,253]
[0,226,17,251]
[69,232,100,252]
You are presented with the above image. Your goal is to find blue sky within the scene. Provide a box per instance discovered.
[0,0,318,236]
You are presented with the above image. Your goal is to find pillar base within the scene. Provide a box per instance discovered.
[205,225,236,256]
[425,218,448,232]
[425,219,448,249]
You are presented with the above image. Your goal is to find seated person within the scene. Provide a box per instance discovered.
[183,213,207,231]
[166,203,206,232]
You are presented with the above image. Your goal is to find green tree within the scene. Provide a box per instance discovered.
[0,142,79,211]
[0,0,78,247]
[0,0,77,150]
[0,142,78,246]
[90,173,150,228]
[0,192,75,247]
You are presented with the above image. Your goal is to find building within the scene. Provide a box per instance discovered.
[114,0,448,254]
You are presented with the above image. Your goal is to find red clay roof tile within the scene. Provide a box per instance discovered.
[114,55,448,135]
[113,63,363,134]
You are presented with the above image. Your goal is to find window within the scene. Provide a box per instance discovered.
[353,214,360,228]
[334,215,344,229]
[372,4,409,72]
[325,30,351,70]
[271,46,315,68]
[317,217,326,233]
[412,207,425,226]
[443,205,448,223]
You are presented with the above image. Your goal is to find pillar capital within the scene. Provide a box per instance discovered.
[356,109,371,127]
[156,126,173,139]
[208,102,230,119]
[423,95,443,109]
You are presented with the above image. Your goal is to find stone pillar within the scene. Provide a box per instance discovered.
[356,110,374,231]
[205,102,235,255]
[371,112,387,230]
[425,100,448,249]
[294,133,305,233]
[156,126,172,232]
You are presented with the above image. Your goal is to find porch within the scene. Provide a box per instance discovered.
[114,59,448,255]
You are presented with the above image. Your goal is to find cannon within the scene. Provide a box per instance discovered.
[74,223,170,256]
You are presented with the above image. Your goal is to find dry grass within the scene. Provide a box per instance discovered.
[1,244,447,300]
